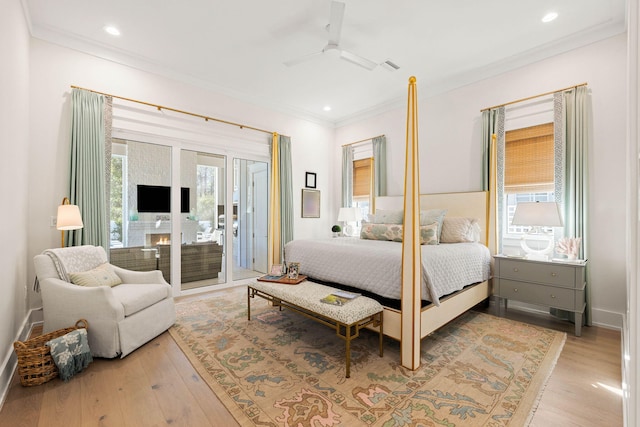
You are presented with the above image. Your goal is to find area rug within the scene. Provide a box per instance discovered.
[169,287,566,426]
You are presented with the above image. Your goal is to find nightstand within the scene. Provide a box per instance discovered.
[493,255,587,336]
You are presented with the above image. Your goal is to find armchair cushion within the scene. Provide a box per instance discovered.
[69,263,122,287]
[111,284,171,316]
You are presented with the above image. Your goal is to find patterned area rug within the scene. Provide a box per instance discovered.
[169,287,566,426]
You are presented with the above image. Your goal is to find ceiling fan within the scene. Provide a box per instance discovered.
[284,1,381,71]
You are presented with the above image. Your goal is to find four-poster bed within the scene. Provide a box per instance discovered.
[284,190,496,342]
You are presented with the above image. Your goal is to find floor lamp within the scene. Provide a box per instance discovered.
[57,197,84,247]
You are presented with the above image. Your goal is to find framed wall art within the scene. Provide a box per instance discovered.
[301,189,320,218]
[305,172,317,188]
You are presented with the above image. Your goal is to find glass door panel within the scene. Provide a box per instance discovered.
[232,158,268,281]
[180,150,226,290]
[109,139,172,283]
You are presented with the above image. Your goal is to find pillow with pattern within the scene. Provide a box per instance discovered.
[69,263,122,287]
[360,222,439,245]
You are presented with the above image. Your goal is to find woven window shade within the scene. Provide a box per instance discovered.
[353,158,372,197]
[505,123,555,193]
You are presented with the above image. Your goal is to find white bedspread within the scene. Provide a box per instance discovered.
[284,237,491,306]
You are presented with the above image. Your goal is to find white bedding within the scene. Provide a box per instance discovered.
[284,237,491,306]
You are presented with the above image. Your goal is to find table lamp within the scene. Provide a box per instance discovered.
[337,207,357,236]
[511,201,563,261]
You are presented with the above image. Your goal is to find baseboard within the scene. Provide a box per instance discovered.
[0,308,43,411]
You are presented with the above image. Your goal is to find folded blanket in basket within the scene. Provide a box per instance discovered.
[46,328,93,381]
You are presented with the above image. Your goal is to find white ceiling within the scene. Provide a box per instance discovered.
[24,0,626,126]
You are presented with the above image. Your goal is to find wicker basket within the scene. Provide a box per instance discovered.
[13,319,89,387]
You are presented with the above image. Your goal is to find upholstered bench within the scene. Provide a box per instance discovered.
[247,280,383,378]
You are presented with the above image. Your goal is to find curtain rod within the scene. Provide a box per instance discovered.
[341,134,385,147]
[480,82,588,112]
[71,85,284,137]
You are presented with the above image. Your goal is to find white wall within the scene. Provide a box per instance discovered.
[0,0,31,404]
[336,34,628,328]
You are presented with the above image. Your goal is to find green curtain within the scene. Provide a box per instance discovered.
[278,135,294,251]
[553,86,591,325]
[68,88,111,250]
[372,135,387,197]
[481,107,505,252]
[341,145,353,207]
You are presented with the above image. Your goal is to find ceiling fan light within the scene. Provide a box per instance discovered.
[542,12,558,23]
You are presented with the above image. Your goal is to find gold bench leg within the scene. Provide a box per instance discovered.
[345,324,351,378]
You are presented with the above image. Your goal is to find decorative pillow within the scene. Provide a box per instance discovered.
[419,222,439,245]
[372,209,404,224]
[360,222,439,245]
[440,217,481,243]
[420,209,447,237]
[69,263,122,287]
[360,223,403,242]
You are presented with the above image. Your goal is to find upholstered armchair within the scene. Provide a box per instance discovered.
[34,245,176,358]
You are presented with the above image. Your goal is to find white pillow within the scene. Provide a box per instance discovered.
[440,217,481,243]
[69,263,122,287]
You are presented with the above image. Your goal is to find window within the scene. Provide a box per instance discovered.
[502,123,555,248]
[352,157,372,219]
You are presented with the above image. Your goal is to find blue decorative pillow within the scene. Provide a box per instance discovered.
[420,209,447,240]
[372,209,404,224]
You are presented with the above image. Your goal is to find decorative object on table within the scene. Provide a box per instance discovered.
[170,288,566,427]
[13,319,89,387]
[305,172,316,188]
[46,327,93,381]
[337,207,358,236]
[331,224,341,237]
[269,264,284,276]
[57,197,84,247]
[287,262,300,279]
[556,236,582,260]
[257,274,307,284]
[511,201,563,261]
[301,189,320,218]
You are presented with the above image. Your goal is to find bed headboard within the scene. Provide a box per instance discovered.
[374,191,492,249]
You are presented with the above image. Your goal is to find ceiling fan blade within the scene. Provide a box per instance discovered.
[283,50,323,67]
[340,50,377,71]
[327,1,345,46]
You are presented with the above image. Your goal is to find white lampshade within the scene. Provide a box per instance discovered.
[57,197,84,247]
[57,204,84,230]
[511,202,563,227]
[337,207,357,222]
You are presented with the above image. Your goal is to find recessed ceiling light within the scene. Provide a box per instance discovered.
[541,12,558,23]
[323,106,332,112]
[104,26,121,36]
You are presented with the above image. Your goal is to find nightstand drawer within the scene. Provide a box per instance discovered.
[498,279,577,310]
[497,259,582,288]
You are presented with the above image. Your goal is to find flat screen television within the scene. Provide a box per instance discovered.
[137,185,190,213]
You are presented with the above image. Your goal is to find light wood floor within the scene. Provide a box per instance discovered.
[0,297,622,427]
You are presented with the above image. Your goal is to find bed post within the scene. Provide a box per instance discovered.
[268,132,282,269]
[400,76,422,370]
